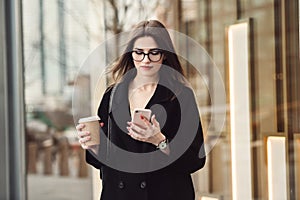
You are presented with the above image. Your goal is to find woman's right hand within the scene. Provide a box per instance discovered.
[76,123,91,149]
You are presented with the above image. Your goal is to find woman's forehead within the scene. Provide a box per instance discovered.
[133,36,158,49]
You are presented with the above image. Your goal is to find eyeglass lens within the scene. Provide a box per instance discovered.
[132,50,162,62]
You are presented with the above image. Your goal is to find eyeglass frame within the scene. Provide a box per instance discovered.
[131,49,164,62]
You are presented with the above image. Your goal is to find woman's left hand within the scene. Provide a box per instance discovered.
[127,115,165,146]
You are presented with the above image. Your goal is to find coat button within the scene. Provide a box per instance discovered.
[140,181,147,189]
[118,181,124,189]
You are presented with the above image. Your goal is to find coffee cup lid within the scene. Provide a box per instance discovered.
[78,116,100,123]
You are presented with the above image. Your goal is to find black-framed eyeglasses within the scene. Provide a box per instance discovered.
[131,49,163,62]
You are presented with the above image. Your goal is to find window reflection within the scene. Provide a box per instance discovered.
[23,0,171,199]
[22,0,300,200]
[23,0,98,199]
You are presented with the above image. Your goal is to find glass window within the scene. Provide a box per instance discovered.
[21,0,299,199]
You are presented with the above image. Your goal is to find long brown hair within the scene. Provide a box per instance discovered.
[110,20,185,84]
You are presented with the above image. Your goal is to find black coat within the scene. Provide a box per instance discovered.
[86,78,206,200]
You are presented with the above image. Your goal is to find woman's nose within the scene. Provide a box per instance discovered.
[142,54,151,63]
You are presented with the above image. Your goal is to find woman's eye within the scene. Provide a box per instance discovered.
[150,51,160,55]
[135,51,144,55]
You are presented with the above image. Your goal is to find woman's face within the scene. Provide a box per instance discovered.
[132,36,164,78]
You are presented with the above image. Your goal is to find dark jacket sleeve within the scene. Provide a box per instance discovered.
[85,87,112,169]
[166,87,206,174]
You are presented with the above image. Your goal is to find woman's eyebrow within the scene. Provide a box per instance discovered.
[133,48,160,51]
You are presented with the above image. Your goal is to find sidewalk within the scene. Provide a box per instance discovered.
[27,175,92,200]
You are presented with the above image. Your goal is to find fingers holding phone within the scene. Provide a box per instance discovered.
[127,109,163,145]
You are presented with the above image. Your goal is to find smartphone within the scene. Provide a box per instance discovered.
[131,108,152,127]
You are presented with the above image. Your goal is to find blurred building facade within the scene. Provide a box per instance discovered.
[0,0,299,200]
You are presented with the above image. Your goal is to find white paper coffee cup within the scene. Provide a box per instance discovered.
[78,116,100,146]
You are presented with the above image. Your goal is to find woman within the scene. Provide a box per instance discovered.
[76,20,206,200]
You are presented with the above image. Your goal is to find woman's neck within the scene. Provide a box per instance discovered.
[131,75,159,89]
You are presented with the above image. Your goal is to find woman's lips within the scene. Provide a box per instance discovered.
[140,65,153,69]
